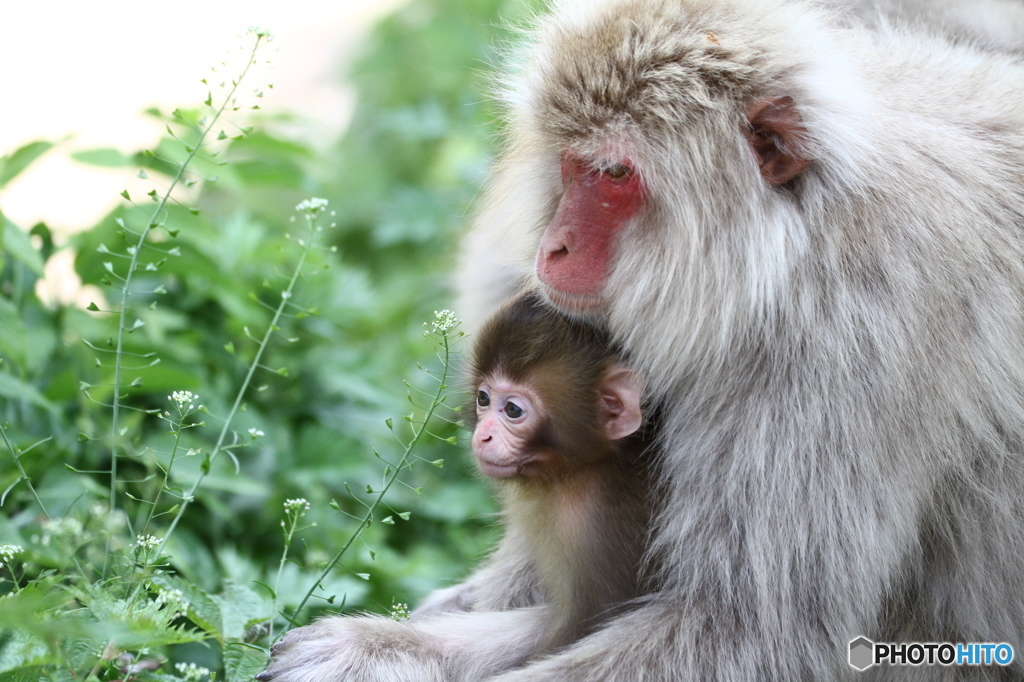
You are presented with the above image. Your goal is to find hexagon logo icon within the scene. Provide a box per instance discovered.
[849,637,874,671]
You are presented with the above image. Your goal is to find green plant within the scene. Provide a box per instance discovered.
[0,167,465,679]
[0,1,544,678]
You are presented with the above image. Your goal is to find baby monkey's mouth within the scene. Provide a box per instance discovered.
[475,454,524,479]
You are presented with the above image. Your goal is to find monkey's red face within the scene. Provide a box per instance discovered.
[472,376,543,479]
[535,152,647,313]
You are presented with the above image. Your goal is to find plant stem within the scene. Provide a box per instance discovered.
[289,333,454,621]
[0,424,51,520]
[139,418,185,538]
[270,511,300,642]
[107,33,267,516]
[1,433,89,580]
[154,214,315,560]
[102,31,267,577]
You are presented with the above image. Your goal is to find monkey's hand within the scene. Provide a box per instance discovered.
[256,615,446,682]
[257,608,550,682]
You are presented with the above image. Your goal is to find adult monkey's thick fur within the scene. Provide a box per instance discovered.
[260,0,1024,679]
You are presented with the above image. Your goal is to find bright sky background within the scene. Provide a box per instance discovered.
[0,0,407,237]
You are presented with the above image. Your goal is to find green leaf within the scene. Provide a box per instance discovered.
[223,643,267,682]
[1,476,26,506]
[212,581,268,640]
[0,373,57,412]
[0,140,53,188]
[0,629,54,673]
[69,148,132,167]
[149,574,223,638]
[0,665,52,681]
[0,296,28,367]
[0,213,44,276]
[0,586,74,669]
[251,580,276,599]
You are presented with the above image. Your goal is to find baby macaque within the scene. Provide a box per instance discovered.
[467,290,658,654]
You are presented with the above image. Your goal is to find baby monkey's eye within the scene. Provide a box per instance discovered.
[477,391,490,407]
[504,401,524,419]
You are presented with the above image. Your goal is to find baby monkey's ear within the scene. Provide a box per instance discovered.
[600,366,644,440]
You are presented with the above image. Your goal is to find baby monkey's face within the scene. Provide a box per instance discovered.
[471,374,543,479]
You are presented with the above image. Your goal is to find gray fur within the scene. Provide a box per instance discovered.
[260,0,1024,679]
[832,0,1024,51]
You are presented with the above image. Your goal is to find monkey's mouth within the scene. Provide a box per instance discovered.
[476,456,522,479]
[538,283,605,316]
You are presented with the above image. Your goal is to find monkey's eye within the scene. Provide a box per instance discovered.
[603,163,630,179]
[504,401,524,419]
[477,391,490,407]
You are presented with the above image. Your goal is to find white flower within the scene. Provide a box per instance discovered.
[390,601,411,621]
[295,197,329,214]
[429,310,460,335]
[175,661,211,681]
[156,587,185,605]
[41,517,83,537]
[134,534,162,552]
[248,428,266,439]
[284,498,310,515]
[154,587,189,619]
[0,544,24,560]
[169,391,198,410]
[0,544,23,568]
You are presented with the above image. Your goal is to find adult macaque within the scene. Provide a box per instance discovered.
[262,0,1024,679]
[467,290,655,654]
[834,0,1024,50]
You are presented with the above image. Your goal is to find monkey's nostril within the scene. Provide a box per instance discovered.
[547,245,569,260]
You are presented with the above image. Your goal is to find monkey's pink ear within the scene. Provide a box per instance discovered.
[745,96,810,186]
[601,367,644,440]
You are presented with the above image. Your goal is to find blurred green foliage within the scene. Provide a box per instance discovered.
[0,0,541,678]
